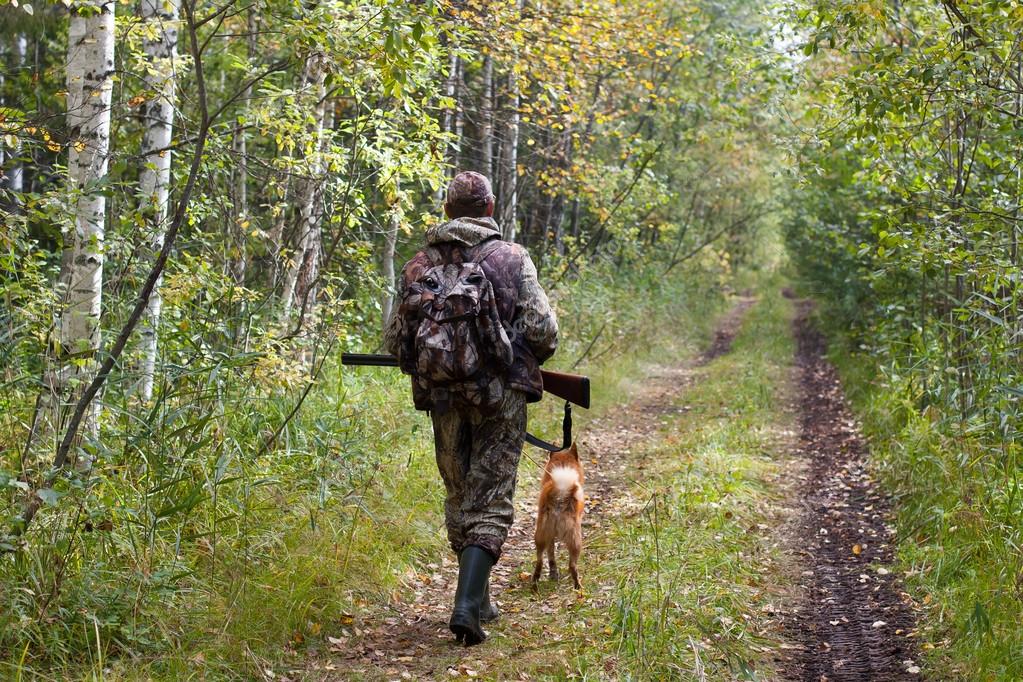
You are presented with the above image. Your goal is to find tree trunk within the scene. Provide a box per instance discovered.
[280,53,327,328]
[453,56,464,172]
[497,66,519,240]
[381,210,399,327]
[229,9,258,284]
[55,0,115,440]
[138,0,179,402]
[435,44,460,203]
[481,54,494,178]
[5,35,28,194]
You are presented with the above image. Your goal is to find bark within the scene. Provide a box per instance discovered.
[280,53,328,328]
[551,128,572,256]
[480,54,494,178]
[229,8,259,284]
[435,44,460,203]
[138,0,180,402]
[497,66,519,240]
[14,0,213,538]
[55,0,116,439]
[4,35,28,194]
[381,210,399,327]
[452,56,464,171]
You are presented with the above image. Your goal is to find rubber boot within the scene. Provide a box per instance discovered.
[480,580,499,623]
[449,545,495,645]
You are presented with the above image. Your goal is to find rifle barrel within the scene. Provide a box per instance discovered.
[340,353,399,367]
[340,353,590,408]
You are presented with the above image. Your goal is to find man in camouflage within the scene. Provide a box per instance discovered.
[384,171,558,645]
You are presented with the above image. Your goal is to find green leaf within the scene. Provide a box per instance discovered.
[37,488,62,506]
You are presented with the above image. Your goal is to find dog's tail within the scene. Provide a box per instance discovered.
[549,466,581,493]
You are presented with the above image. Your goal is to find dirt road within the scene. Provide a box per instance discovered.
[303,295,921,680]
[783,300,920,680]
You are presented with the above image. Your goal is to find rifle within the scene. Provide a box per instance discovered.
[341,353,590,451]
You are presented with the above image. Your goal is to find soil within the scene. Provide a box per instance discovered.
[303,296,756,680]
[782,300,921,681]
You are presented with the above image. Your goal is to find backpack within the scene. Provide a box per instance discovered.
[396,237,514,414]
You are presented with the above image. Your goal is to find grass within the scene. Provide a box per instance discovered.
[831,344,1023,681]
[441,281,800,680]
[2,259,748,680]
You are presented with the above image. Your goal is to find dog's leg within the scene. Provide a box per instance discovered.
[531,540,544,588]
[567,526,583,590]
[547,541,559,582]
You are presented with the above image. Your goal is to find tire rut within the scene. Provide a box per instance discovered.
[784,300,921,681]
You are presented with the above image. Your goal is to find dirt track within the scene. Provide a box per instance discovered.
[304,295,922,680]
[306,297,755,680]
[783,300,920,680]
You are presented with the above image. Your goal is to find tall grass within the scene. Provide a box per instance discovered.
[0,252,732,679]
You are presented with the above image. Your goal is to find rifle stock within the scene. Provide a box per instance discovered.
[341,353,590,409]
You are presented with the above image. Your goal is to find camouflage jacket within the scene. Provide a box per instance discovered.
[384,216,558,404]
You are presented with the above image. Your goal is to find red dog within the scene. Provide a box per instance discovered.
[532,443,585,590]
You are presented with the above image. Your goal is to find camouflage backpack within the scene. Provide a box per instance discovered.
[396,237,514,414]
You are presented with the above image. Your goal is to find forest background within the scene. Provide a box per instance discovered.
[1,0,1021,678]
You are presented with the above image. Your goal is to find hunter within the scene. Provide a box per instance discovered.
[384,171,558,645]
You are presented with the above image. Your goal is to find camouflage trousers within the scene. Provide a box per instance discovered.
[431,389,527,561]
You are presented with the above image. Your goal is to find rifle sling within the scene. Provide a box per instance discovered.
[523,401,573,452]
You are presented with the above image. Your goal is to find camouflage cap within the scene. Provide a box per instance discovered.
[446,171,495,212]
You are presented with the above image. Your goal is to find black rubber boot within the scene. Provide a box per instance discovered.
[480,580,499,623]
[449,545,496,645]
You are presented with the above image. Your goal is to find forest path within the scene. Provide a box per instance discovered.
[305,297,757,680]
[780,299,921,680]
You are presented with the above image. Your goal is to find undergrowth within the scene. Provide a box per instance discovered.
[0,254,735,680]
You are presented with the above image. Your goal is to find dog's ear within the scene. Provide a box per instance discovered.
[569,442,579,459]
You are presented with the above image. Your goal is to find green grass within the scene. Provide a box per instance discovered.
[831,345,1023,681]
[453,282,800,680]
[1,260,741,680]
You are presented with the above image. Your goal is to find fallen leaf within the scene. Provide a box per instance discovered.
[852,544,862,555]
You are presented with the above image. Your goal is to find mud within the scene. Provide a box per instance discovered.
[783,300,920,681]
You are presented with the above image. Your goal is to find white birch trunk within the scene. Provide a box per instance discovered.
[138,0,179,402]
[56,0,115,439]
[433,47,461,203]
[381,210,399,327]
[453,57,464,171]
[481,54,494,179]
[498,67,520,241]
[7,35,27,193]
[280,53,327,326]
[229,9,258,284]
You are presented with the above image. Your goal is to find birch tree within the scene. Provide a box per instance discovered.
[480,54,494,178]
[497,64,519,241]
[55,0,116,437]
[4,34,28,194]
[280,52,328,327]
[138,0,180,402]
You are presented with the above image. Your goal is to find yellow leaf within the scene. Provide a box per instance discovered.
[852,544,862,555]
[47,140,62,152]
